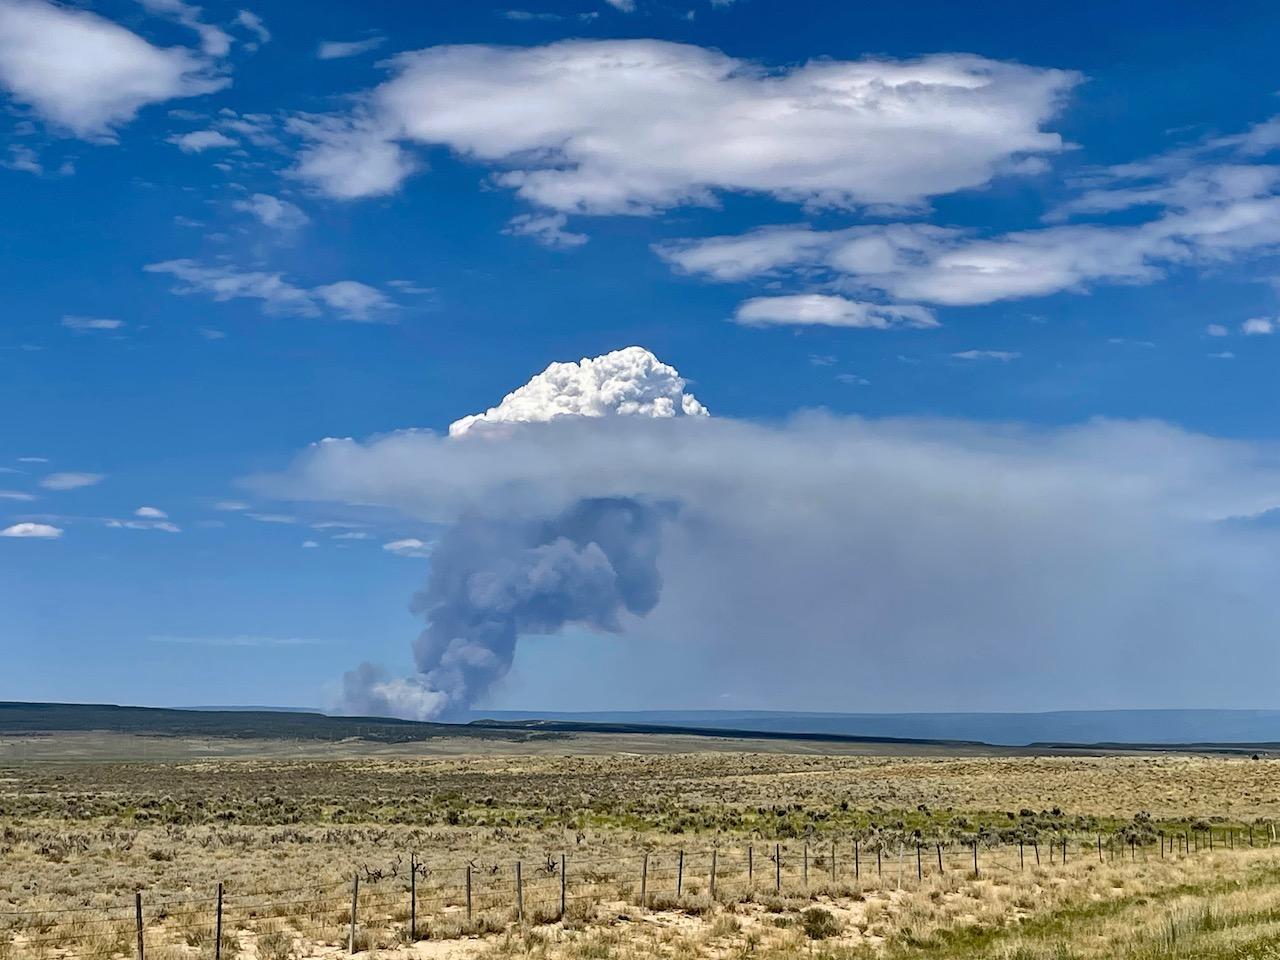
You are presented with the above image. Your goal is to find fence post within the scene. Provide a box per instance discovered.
[560,853,567,920]
[1033,840,1040,866]
[1098,835,1103,862]
[877,844,882,878]
[854,839,860,880]
[1062,837,1068,864]
[747,845,753,887]
[410,852,417,942]
[348,874,358,955]
[915,843,921,882]
[803,843,809,887]
[972,841,979,878]
[775,844,781,894]
[465,866,473,922]
[710,848,717,901]
[135,892,144,960]
[831,841,837,883]
[937,843,943,874]
[1019,840,1024,870]
[516,861,524,923]
[676,849,684,899]
[214,883,223,960]
[1130,838,1136,862]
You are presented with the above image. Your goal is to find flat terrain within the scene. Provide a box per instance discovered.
[3,733,1279,960]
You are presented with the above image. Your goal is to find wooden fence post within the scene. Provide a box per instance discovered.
[915,843,921,882]
[516,861,524,923]
[775,844,781,894]
[747,845,753,886]
[876,844,882,878]
[803,843,809,887]
[465,866,473,922]
[560,853,567,920]
[1019,840,1024,870]
[936,843,943,874]
[214,883,223,960]
[972,841,979,878]
[135,892,144,960]
[710,848,718,901]
[1097,835,1103,862]
[831,841,837,883]
[640,853,649,908]
[348,874,358,955]
[676,850,684,899]
[854,839,860,880]
[409,852,417,942]
[1033,841,1040,865]
[1062,837,1068,864]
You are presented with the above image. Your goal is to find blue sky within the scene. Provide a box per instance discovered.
[3,0,1280,715]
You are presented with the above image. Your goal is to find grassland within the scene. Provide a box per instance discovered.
[2,732,1279,960]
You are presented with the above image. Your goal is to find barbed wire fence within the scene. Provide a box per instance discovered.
[1,824,1273,959]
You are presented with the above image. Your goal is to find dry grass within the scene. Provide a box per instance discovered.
[2,738,1279,959]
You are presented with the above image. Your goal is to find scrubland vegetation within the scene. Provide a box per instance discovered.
[2,738,1279,959]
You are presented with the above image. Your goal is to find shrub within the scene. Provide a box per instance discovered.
[800,907,842,940]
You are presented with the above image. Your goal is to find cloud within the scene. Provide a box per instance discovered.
[660,129,1280,308]
[168,129,237,152]
[150,635,321,647]
[1242,317,1275,336]
[286,113,419,200]
[40,472,103,490]
[952,349,1021,361]
[301,539,319,548]
[1,521,61,539]
[291,42,1076,214]
[106,518,181,533]
[503,213,588,249]
[383,537,431,558]
[135,506,168,518]
[246,512,296,524]
[448,345,708,437]
[232,193,309,230]
[0,490,36,501]
[312,281,394,322]
[61,315,123,332]
[317,37,385,60]
[603,0,636,10]
[213,499,249,511]
[1206,324,1229,337]
[5,143,40,173]
[144,260,394,321]
[137,0,232,57]
[734,294,937,329]
[270,389,1280,718]
[233,10,269,46]
[0,0,226,140]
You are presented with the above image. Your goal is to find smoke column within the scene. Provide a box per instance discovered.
[343,496,667,719]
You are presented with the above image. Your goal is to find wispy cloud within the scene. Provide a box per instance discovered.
[40,472,104,490]
[149,635,324,647]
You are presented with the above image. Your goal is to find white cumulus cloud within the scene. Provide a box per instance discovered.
[0,0,226,140]
[1,521,61,538]
[135,506,168,518]
[62,315,123,331]
[292,41,1077,215]
[168,129,237,152]
[448,346,709,437]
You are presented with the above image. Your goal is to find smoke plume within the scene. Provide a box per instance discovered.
[270,349,1280,720]
[343,497,665,719]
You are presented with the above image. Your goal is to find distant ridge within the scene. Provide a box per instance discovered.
[465,708,1280,747]
[5,702,1279,752]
